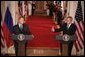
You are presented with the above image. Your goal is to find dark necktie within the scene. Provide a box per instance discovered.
[20,24,23,31]
[67,24,69,29]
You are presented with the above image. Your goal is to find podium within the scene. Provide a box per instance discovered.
[11,34,32,56]
[56,34,77,56]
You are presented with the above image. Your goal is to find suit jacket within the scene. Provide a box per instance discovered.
[55,23,77,35]
[13,24,31,35]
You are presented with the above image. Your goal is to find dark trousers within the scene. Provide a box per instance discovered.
[68,41,74,56]
[32,9,35,15]
[14,41,18,56]
[49,9,53,16]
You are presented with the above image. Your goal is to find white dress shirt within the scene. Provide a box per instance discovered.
[67,24,71,29]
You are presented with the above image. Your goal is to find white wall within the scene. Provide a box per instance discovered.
[67,1,84,23]
[81,1,84,21]
[1,1,18,26]
[1,1,6,25]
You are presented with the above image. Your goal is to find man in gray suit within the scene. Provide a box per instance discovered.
[12,16,33,56]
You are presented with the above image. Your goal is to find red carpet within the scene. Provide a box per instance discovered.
[26,16,60,48]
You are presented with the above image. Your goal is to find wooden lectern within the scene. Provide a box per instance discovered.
[11,34,32,56]
[56,34,77,56]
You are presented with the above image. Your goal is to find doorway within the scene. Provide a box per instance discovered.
[34,1,46,16]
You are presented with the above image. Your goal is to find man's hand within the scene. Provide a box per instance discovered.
[32,34,34,38]
[57,25,60,29]
[51,26,55,32]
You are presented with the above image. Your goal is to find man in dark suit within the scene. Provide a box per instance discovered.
[12,17,33,56]
[52,16,77,56]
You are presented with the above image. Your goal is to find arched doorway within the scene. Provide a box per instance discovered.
[34,1,46,16]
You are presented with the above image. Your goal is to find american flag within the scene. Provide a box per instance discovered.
[74,1,84,52]
[1,13,7,54]
[1,25,8,54]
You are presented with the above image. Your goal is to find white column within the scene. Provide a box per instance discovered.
[61,1,64,10]
[28,1,32,16]
[81,1,84,21]
[15,1,19,25]
[67,1,70,16]
[10,1,16,25]
[61,1,64,17]
[44,1,47,10]
[22,1,25,16]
